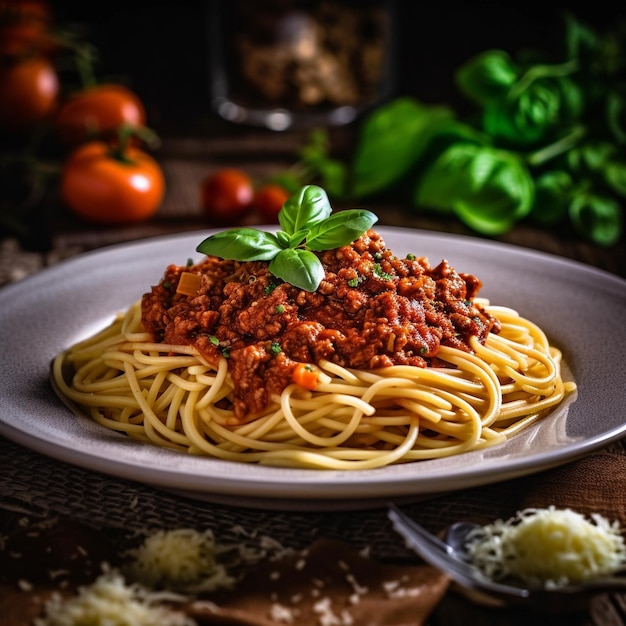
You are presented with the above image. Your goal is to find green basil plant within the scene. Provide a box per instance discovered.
[295,13,624,247]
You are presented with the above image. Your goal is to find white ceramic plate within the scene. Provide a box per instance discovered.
[1,227,625,510]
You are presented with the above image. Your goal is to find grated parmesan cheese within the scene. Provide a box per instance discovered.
[313,597,354,626]
[29,526,291,626]
[122,528,235,594]
[34,570,195,626]
[269,602,298,623]
[465,506,626,589]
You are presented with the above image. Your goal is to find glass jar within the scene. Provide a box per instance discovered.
[207,0,396,130]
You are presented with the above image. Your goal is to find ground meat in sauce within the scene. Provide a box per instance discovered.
[141,230,500,420]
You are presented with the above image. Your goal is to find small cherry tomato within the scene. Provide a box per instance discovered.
[200,168,254,223]
[60,141,165,224]
[56,83,147,145]
[0,55,59,131]
[252,183,290,223]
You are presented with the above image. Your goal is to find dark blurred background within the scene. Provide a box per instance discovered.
[50,1,623,135]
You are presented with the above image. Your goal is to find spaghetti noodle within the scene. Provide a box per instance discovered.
[51,230,576,469]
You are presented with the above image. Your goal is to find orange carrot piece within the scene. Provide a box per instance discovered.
[292,362,320,390]
[176,272,203,296]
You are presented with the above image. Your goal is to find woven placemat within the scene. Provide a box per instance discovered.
[5,434,626,565]
[0,237,82,288]
[0,435,532,561]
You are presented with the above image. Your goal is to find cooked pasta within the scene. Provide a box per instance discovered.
[51,296,575,470]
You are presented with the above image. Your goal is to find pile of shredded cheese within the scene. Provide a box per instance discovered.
[121,528,235,594]
[34,569,195,626]
[465,506,626,589]
[34,527,272,626]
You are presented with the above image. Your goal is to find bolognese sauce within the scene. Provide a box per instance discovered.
[142,230,500,419]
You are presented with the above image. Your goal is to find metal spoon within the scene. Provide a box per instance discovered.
[387,504,626,613]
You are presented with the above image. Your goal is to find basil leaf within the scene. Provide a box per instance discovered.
[455,50,519,106]
[196,228,282,261]
[269,248,325,292]
[484,74,582,148]
[306,210,378,251]
[276,231,291,247]
[289,228,310,248]
[605,160,626,198]
[279,185,332,235]
[531,170,574,225]
[568,193,622,247]
[606,93,626,144]
[567,142,615,175]
[414,143,534,235]
[350,97,455,198]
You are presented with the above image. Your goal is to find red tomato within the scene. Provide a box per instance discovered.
[60,141,165,224]
[252,183,290,222]
[0,55,59,131]
[0,21,51,58]
[200,168,254,222]
[0,1,51,23]
[0,0,53,58]
[56,84,147,145]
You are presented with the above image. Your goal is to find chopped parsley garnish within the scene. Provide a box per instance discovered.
[373,263,393,281]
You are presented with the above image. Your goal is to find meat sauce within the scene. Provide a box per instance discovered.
[141,230,500,420]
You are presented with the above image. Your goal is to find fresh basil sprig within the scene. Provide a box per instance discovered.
[196,185,378,292]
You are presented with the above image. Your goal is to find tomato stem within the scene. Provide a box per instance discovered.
[108,124,161,163]
[71,40,99,88]
[108,124,134,163]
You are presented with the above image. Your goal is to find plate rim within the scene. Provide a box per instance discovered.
[1,226,625,509]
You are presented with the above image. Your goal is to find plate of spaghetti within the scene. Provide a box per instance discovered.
[1,189,624,509]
